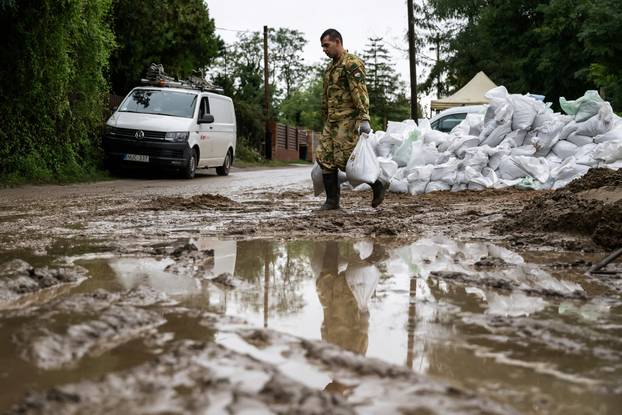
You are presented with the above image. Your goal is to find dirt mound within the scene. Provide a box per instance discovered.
[149,193,239,210]
[565,168,622,193]
[495,168,622,249]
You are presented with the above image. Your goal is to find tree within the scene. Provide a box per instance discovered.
[363,37,410,128]
[109,0,222,95]
[269,28,308,100]
[427,0,622,110]
[0,0,115,182]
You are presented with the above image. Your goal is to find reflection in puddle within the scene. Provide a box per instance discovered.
[3,236,620,414]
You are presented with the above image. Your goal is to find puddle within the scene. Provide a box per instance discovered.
[1,236,621,413]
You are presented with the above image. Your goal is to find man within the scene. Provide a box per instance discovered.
[316,29,387,210]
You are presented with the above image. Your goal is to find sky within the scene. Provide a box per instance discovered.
[207,0,436,113]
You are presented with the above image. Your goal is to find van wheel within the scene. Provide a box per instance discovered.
[216,150,232,176]
[182,149,198,179]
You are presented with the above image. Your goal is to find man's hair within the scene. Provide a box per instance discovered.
[320,29,342,44]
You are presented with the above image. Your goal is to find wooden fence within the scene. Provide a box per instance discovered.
[268,121,319,162]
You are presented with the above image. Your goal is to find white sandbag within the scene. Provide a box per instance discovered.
[408,142,441,167]
[592,139,622,163]
[566,133,593,146]
[487,147,512,170]
[505,129,528,147]
[574,105,614,138]
[606,160,622,169]
[345,264,380,312]
[532,108,555,130]
[425,181,451,193]
[462,148,489,171]
[546,152,562,164]
[378,157,398,184]
[311,163,324,196]
[430,159,459,184]
[511,156,550,183]
[481,121,512,147]
[408,180,429,195]
[389,178,409,193]
[448,135,480,157]
[558,121,579,141]
[574,143,598,166]
[550,158,590,189]
[424,129,450,147]
[375,141,393,158]
[551,140,579,159]
[311,163,347,196]
[407,165,433,182]
[511,95,540,130]
[470,167,498,188]
[451,183,468,192]
[531,119,566,156]
[594,124,622,144]
[346,134,381,186]
[511,145,537,156]
[497,157,528,180]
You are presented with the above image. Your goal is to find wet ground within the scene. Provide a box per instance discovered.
[1,165,621,414]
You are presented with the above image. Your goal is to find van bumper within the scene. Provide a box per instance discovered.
[102,136,190,168]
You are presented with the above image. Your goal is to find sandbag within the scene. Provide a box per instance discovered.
[481,121,512,147]
[551,140,579,159]
[378,157,398,184]
[389,178,409,193]
[511,145,537,156]
[511,156,550,183]
[425,181,451,193]
[594,123,622,144]
[560,90,605,122]
[424,129,450,147]
[511,95,540,130]
[408,180,429,195]
[311,163,347,196]
[408,142,441,167]
[407,165,433,182]
[566,133,593,146]
[346,134,381,186]
[592,139,622,163]
[551,158,590,189]
[574,143,598,166]
[392,128,422,167]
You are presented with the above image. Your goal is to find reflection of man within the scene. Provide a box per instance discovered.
[315,241,370,355]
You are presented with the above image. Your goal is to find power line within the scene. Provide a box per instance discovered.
[216,27,258,34]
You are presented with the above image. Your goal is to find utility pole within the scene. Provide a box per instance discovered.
[435,35,440,98]
[407,0,418,120]
[263,25,271,159]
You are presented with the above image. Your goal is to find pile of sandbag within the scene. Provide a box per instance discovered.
[341,87,622,194]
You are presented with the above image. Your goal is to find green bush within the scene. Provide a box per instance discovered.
[235,136,264,163]
[0,0,114,185]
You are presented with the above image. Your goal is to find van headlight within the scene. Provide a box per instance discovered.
[165,131,189,142]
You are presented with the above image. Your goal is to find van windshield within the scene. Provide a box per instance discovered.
[119,89,198,118]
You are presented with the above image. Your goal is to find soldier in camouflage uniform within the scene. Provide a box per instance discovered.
[317,29,387,210]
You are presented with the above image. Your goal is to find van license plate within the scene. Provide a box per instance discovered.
[124,154,149,162]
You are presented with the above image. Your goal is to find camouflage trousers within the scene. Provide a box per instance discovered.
[315,118,359,172]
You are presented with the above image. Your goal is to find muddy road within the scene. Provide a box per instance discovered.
[1,165,621,414]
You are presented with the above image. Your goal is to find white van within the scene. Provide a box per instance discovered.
[103,86,236,179]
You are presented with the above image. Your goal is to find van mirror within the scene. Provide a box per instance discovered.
[198,114,214,124]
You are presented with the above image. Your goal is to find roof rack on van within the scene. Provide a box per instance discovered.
[140,63,224,94]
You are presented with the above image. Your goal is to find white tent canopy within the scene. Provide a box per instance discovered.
[431,71,497,111]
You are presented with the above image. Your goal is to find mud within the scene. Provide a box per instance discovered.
[496,168,622,249]
[1,166,621,414]
[0,260,87,308]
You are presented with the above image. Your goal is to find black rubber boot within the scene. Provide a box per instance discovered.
[371,179,387,208]
[320,172,340,210]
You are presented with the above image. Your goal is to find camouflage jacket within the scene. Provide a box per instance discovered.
[322,52,370,123]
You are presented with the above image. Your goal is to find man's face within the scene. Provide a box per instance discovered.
[321,36,340,59]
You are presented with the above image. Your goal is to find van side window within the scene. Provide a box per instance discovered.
[437,113,467,132]
[200,97,211,118]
